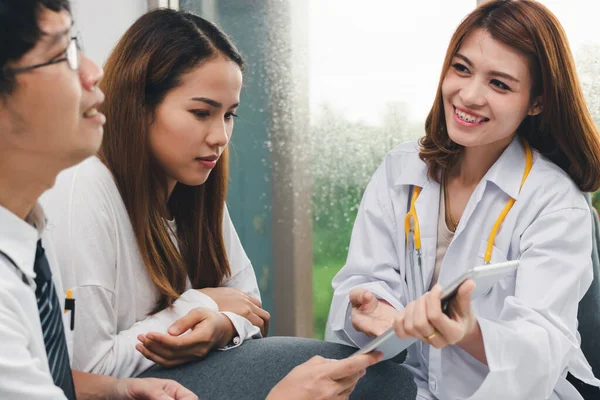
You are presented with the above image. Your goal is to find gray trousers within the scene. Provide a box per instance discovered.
[140,336,417,399]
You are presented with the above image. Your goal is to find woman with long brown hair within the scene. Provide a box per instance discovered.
[330,0,600,398]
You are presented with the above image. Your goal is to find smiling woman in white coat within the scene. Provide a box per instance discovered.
[328,1,600,399]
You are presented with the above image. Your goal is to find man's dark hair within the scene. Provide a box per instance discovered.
[0,0,71,94]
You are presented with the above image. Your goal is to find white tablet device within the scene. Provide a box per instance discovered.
[354,260,519,360]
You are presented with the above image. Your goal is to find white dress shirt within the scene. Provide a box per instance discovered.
[329,138,600,400]
[41,156,261,378]
[0,203,72,399]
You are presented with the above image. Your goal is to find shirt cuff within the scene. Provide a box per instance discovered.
[217,311,262,351]
[173,289,219,317]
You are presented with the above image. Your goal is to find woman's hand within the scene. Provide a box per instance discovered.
[393,280,478,349]
[198,287,270,336]
[73,371,198,400]
[111,377,198,400]
[266,352,383,400]
[136,308,236,367]
[349,289,398,337]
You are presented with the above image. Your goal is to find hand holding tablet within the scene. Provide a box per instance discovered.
[354,260,519,359]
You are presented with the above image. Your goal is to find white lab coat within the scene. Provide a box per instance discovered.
[328,137,600,400]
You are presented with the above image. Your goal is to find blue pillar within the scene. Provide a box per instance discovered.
[180,0,312,337]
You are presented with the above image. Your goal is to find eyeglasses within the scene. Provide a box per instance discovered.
[8,35,82,75]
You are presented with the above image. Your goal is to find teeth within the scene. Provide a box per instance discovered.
[84,108,98,118]
[455,108,485,123]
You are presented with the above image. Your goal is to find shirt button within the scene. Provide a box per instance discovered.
[232,336,241,345]
[430,380,437,392]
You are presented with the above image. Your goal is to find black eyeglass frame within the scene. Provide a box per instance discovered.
[7,35,82,75]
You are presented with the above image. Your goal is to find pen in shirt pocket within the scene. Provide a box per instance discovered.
[64,289,75,331]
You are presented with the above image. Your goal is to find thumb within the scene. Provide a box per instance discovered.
[168,308,211,336]
[360,290,378,313]
[350,289,377,312]
[455,279,475,317]
[349,289,368,308]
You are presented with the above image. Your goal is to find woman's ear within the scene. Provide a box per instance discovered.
[528,97,543,116]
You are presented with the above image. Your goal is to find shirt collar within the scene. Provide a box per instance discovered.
[483,137,531,200]
[391,137,532,200]
[392,142,430,188]
[0,203,46,278]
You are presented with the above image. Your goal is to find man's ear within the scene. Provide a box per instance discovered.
[528,96,542,116]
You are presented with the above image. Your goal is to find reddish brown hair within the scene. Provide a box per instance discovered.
[98,9,244,313]
[420,0,600,192]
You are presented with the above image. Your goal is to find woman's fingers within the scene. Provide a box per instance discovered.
[168,308,211,336]
[247,303,270,335]
[350,289,377,312]
[413,293,434,340]
[393,308,407,338]
[455,279,476,318]
[250,303,271,323]
[427,284,469,345]
[135,343,195,367]
[403,300,424,340]
[245,293,263,308]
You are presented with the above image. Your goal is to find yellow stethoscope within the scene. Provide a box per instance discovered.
[404,141,533,298]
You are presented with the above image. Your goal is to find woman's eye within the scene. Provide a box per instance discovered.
[491,79,511,91]
[190,110,210,119]
[452,63,470,74]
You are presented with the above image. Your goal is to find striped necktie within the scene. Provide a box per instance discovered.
[34,240,77,400]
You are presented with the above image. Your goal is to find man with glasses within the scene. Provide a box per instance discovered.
[0,1,197,398]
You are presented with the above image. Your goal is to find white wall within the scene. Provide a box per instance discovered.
[71,0,148,67]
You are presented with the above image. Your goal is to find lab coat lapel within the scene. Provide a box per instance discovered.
[414,178,441,293]
[453,179,487,238]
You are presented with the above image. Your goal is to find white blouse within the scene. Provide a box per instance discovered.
[41,156,261,378]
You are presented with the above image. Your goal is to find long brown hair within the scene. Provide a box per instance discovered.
[419,0,600,192]
[98,9,244,313]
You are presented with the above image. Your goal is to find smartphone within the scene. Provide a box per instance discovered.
[354,260,519,359]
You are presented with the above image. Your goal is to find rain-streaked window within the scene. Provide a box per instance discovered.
[309,0,474,338]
